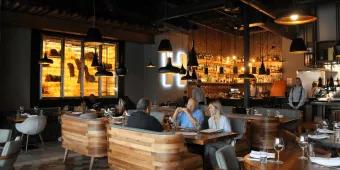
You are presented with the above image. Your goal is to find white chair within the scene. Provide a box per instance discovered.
[15,115,47,152]
[0,129,12,145]
[0,136,21,170]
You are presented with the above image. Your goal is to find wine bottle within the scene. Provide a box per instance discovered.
[318,77,323,87]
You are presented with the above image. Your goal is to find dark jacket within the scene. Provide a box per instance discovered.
[126,111,163,132]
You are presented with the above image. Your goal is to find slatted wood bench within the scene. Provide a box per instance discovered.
[107,125,203,170]
[61,114,107,170]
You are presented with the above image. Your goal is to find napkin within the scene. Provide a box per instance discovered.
[21,113,31,116]
[254,113,262,116]
[27,115,38,118]
[249,150,275,159]
[317,128,334,134]
[308,134,329,140]
[310,157,340,167]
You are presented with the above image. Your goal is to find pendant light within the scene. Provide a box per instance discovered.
[204,28,209,75]
[187,31,199,67]
[259,33,266,75]
[181,69,192,80]
[191,68,197,80]
[275,8,317,25]
[116,45,127,76]
[219,32,224,75]
[232,32,238,74]
[146,57,155,68]
[179,33,186,74]
[290,27,307,53]
[85,0,103,47]
[159,57,180,73]
[91,48,100,67]
[39,52,53,64]
[157,0,172,52]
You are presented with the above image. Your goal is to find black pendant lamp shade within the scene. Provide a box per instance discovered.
[219,66,224,74]
[158,57,180,73]
[116,65,127,76]
[49,49,60,57]
[39,52,53,64]
[259,58,266,75]
[290,37,307,53]
[91,52,100,67]
[95,66,113,76]
[157,39,172,52]
[187,41,199,67]
[146,61,156,68]
[85,27,103,47]
[191,69,197,80]
[204,66,209,75]
[179,64,186,74]
[181,70,192,80]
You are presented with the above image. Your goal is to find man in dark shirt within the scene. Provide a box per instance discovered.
[126,98,163,132]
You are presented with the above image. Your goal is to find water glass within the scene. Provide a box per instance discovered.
[308,143,315,157]
[19,106,24,114]
[33,106,39,114]
[298,136,308,160]
[195,121,201,133]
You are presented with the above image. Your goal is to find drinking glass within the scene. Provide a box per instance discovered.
[260,151,267,164]
[195,121,201,133]
[298,136,308,160]
[19,106,24,114]
[274,137,284,164]
[33,106,39,114]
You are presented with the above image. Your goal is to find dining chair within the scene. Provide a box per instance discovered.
[15,115,47,152]
[0,129,12,145]
[0,136,22,170]
[216,145,241,170]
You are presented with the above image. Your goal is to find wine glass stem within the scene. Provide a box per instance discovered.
[302,148,305,158]
[277,151,280,162]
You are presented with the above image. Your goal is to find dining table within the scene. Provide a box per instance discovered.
[177,131,238,145]
[309,131,340,157]
[243,144,337,170]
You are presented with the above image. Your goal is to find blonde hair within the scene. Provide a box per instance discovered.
[209,100,222,120]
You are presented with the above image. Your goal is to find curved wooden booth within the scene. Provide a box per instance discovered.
[61,114,107,170]
[250,117,280,150]
[107,125,203,170]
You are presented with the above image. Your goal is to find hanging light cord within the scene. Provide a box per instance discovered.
[92,0,96,27]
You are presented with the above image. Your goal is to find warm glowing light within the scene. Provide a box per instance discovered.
[290,14,299,21]
[160,51,187,88]
[251,59,255,63]
[248,63,252,67]
[241,67,245,72]
[232,56,236,60]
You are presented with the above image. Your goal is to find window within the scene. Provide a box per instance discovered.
[40,34,118,99]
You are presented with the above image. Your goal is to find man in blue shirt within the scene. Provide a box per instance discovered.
[172,98,204,129]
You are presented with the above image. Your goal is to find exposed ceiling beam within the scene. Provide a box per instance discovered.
[158,0,225,22]
[258,21,295,39]
[239,0,276,19]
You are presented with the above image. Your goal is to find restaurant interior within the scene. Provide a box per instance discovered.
[0,0,340,169]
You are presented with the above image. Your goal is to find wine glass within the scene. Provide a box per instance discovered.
[33,106,39,114]
[274,137,284,164]
[298,136,308,160]
[19,106,24,115]
[195,121,201,133]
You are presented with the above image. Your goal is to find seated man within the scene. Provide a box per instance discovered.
[126,98,163,132]
[172,98,204,129]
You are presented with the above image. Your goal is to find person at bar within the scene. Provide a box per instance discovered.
[288,77,306,110]
[250,79,258,97]
[126,98,163,132]
[204,100,232,170]
[308,81,320,98]
[192,80,206,106]
[172,98,204,129]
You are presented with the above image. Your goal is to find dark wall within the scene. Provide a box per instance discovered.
[0,26,31,111]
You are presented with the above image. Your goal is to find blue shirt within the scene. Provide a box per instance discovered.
[176,108,204,128]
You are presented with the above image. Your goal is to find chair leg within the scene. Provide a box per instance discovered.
[89,157,95,170]
[39,134,44,146]
[63,149,68,163]
[21,133,24,140]
[25,135,29,152]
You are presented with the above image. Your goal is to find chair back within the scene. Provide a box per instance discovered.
[222,106,234,115]
[0,129,12,144]
[150,111,165,124]
[0,137,21,168]
[229,118,246,140]
[216,145,240,170]
[18,116,47,135]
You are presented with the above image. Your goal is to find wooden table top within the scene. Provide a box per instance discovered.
[178,131,237,145]
[226,113,297,124]
[243,145,334,170]
[7,115,27,123]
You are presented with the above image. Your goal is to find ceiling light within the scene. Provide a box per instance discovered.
[157,39,172,52]
[38,52,53,65]
[158,57,180,73]
[290,37,307,54]
[275,11,317,25]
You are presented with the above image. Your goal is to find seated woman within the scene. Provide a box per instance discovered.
[115,98,127,116]
[207,100,231,132]
[204,100,232,170]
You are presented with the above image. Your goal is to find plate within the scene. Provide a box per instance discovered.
[200,129,223,133]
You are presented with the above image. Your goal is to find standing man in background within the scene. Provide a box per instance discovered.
[288,77,306,110]
[192,80,206,106]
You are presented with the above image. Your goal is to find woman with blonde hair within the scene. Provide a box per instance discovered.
[207,100,231,132]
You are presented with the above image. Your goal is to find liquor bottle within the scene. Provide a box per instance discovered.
[318,77,323,87]
[330,76,335,91]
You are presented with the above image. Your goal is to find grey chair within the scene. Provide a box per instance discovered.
[0,129,12,145]
[79,113,97,119]
[0,136,22,170]
[216,145,241,170]
[230,118,246,142]
[150,111,165,124]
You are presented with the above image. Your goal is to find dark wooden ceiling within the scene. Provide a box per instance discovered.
[1,0,335,37]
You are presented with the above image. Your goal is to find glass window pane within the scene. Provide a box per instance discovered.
[41,36,62,98]
[101,43,118,97]
[84,46,99,96]
[64,39,81,97]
